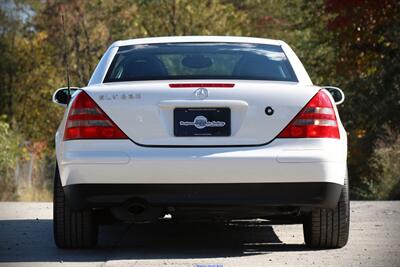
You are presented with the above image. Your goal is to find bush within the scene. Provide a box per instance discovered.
[0,119,21,201]
[355,132,400,200]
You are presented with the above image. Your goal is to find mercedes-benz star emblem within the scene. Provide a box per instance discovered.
[194,88,208,100]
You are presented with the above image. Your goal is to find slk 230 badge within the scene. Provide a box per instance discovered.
[98,93,141,101]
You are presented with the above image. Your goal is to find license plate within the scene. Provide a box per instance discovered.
[174,108,231,137]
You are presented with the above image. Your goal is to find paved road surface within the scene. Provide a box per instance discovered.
[0,201,399,267]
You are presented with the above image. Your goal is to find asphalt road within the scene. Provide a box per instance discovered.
[0,201,399,267]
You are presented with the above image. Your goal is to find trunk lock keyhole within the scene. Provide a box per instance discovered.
[265,106,274,116]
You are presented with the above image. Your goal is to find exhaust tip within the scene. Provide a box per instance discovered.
[128,204,146,214]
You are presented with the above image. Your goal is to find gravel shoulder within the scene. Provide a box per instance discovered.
[0,201,399,267]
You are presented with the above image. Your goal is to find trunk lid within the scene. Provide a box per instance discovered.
[84,80,319,146]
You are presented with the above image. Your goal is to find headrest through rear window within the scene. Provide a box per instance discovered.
[121,55,168,80]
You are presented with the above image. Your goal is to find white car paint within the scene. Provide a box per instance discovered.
[58,138,346,186]
[55,36,347,188]
[82,81,319,146]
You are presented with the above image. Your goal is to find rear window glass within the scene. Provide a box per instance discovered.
[103,43,297,83]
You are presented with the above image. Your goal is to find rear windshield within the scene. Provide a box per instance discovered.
[103,43,297,83]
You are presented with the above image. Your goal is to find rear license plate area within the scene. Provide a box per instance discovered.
[174,108,231,137]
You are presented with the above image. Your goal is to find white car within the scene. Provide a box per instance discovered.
[52,36,349,249]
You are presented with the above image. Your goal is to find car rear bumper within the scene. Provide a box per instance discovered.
[57,139,346,211]
[57,139,347,185]
[64,182,343,210]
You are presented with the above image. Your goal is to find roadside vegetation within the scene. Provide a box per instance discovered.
[0,0,399,200]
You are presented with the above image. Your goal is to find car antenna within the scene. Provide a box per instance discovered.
[61,12,71,103]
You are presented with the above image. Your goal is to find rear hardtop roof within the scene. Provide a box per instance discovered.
[111,36,284,48]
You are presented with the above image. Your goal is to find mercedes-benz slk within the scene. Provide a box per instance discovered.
[52,36,349,249]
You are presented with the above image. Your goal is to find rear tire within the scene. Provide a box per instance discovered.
[303,175,350,248]
[53,164,98,249]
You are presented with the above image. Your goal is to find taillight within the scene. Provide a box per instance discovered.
[277,90,340,139]
[64,91,128,140]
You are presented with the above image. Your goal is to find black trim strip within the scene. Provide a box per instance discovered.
[63,182,343,210]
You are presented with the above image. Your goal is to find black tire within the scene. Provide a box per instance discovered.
[303,175,350,249]
[53,164,98,249]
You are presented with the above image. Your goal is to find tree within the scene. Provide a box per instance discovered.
[325,0,400,198]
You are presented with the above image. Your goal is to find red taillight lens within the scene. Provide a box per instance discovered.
[64,91,128,140]
[277,90,340,139]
